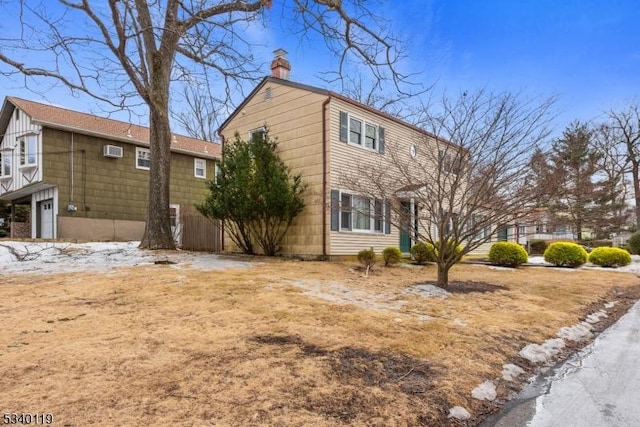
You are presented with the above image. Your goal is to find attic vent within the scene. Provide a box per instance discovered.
[103,144,123,158]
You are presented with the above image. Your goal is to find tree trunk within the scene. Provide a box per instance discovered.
[632,161,640,230]
[139,83,175,249]
[576,219,583,241]
[437,263,449,287]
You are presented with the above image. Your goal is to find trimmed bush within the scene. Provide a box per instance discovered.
[410,242,436,265]
[382,246,402,266]
[628,231,640,255]
[357,248,377,269]
[529,240,548,255]
[588,247,631,267]
[543,242,588,268]
[488,242,528,267]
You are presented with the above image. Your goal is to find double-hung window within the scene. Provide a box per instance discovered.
[0,150,11,178]
[136,147,151,170]
[339,111,385,154]
[365,124,377,149]
[338,191,385,233]
[349,118,362,145]
[213,162,221,184]
[18,134,37,167]
[194,158,206,178]
[249,127,266,144]
[439,149,463,175]
[352,195,371,230]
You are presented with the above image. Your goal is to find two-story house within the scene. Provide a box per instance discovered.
[218,50,453,257]
[0,96,220,242]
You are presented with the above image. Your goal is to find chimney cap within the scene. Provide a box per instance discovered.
[273,48,288,58]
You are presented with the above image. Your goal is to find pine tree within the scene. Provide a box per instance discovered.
[197,130,305,255]
[548,122,602,240]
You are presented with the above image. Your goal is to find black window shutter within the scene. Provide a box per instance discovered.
[330,190,340,231]
[385,200,391,234]
[378,127,385,154]
[339,111,348,142]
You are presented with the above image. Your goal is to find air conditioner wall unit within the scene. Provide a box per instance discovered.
[103,144,123,158]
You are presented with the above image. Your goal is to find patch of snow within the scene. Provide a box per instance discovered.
[448,406,471,420]
[290,280,407,311]
[528,255,640,273]
[585,310,608,324]
[557,323,593,342]
[502,363,525,382]
[471,380,497,401]
[519,338,566,364]
[489,266,516,272]
[0,240,251,275]
[604,301,618,309]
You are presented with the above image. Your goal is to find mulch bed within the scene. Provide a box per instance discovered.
[435,281,509,294]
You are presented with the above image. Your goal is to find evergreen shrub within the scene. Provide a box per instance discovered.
[488,242,528,267]
[357,248,377,269]
[628,231,640,255]
[588,247,631,267]
[543,242,588,268]
[382,247,402,266]
[410,242,435,265]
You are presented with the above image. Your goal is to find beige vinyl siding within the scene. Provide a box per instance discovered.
[328,99,438,255]
[219,82,327,255]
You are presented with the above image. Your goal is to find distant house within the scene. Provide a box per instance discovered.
[218,50,461,257]
[493,208,591,246]
[0,96,220,242]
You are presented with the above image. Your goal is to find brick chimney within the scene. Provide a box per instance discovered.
[270,48,290,80]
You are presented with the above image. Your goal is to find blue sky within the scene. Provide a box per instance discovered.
[1,0,639,139]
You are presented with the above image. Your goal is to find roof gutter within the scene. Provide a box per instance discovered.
[322,96,331,258]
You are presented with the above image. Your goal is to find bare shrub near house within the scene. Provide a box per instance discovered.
[342,90,555,286]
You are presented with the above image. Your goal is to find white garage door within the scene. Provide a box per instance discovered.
[40,199,53,239]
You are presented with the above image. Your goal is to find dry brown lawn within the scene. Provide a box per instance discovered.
[1,257,639,426]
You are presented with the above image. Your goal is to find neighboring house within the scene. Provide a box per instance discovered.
[0,96,220,242]
[218,50,456,257]
[493,208,591,246]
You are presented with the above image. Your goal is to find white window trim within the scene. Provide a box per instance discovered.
[194,158,206,178]
[248,126,266,142]
[438,149,462,175]
[0,149,13,179]
[344,113,379,153]
[214,162,221,184]
[339,190,385,234]
[18,134,38,169]
[135,147,151,170]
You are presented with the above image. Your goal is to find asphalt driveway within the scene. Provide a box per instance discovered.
[486,300,640,426]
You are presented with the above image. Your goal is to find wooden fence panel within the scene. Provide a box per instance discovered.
[180,213,221,252]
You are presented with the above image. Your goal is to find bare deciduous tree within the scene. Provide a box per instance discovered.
[591,124,632,237]
[341,90,555,286]
[605,103,640,229]
[172,85,224,143]
[0,0,409,249]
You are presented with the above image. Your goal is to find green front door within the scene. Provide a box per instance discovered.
[400,201,411,252]
[497,226,509,241]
